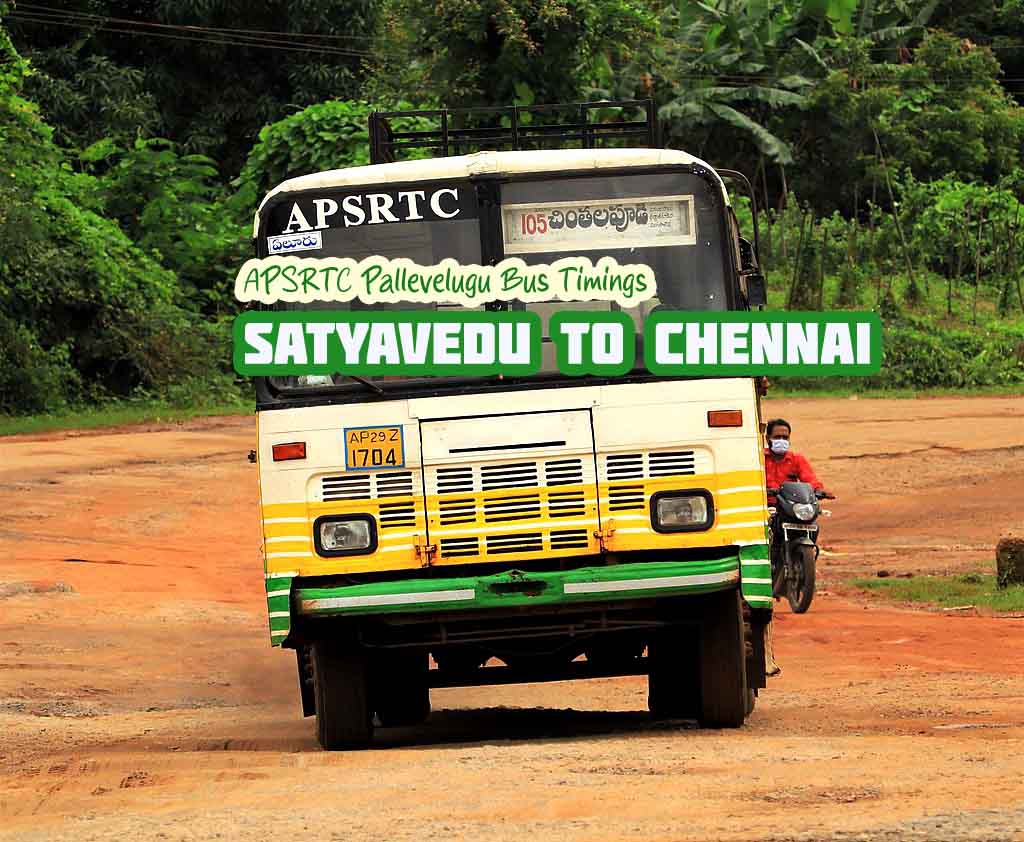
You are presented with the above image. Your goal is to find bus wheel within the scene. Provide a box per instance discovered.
[312,642,373,750]
[647,627,700,720]
[374,651,431,727]
[698,589,748,728]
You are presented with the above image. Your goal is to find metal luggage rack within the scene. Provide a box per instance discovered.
[368,99,658,164]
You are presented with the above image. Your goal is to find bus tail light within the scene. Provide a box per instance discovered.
[272,442,307,461]
[707,410,743,427]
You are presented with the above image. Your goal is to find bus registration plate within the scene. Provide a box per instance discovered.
[344,426,405,470]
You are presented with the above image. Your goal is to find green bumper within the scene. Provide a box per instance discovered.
[292,548,770,621]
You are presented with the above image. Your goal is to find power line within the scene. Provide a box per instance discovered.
[7,7,1024,89]
[15,1,387,45]
[4,12,378,58]
[18,1,1024,57]
[7,9,378,55]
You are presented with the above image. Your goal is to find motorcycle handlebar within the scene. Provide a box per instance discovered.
[765,487,836,500]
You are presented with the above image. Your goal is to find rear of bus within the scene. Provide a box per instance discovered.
[251,148,772,748]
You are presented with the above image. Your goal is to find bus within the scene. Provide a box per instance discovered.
[250,101,774,749]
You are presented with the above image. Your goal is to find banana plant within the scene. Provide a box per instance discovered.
[656,0,819,165]
[652,0,937,166]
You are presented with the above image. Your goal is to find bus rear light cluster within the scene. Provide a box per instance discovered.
[272,442,307,461]
[707,410,743,427]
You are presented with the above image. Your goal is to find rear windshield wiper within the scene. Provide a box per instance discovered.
[332,374,384,394]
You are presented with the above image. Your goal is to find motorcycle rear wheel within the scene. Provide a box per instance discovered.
[787,545,817,614]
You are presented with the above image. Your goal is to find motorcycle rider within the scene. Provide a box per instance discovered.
[764,418,834,503]
[759,418,835,667]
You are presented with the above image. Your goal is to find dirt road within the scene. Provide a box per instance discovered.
[2,396,1023,841]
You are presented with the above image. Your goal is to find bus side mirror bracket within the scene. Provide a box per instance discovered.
[737,235,766,308]
[738,236,756,272]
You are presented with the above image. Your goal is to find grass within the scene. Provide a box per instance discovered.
[767,384,1024,399]
[0,401,250,437]
[2,384,1019,438]
[850,573,1024,612]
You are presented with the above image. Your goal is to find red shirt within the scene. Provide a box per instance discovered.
[764,449,823,498]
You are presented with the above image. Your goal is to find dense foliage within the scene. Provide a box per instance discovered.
[0,14,236,412]
[2,0,1024,416]
[236,100,437,199]
[371,0,657,108]
[10,0,377,174]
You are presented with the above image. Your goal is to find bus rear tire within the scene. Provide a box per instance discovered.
[312,642,373,750]
[698,589,748,728]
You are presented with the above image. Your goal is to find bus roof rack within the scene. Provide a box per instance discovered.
[369,100,658,164]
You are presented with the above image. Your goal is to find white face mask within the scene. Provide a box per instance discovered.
[769,438,790,455]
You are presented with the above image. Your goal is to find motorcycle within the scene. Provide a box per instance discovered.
[766,482,833,614]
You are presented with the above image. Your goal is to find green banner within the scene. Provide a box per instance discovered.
[234,310,543,377]
[232,309,883,378]
[643,311,882,376]
[549,311,636,377]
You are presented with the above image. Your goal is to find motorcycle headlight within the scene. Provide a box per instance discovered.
[315,516,376,556]
[652,492,713,532]
[792,502,817,521]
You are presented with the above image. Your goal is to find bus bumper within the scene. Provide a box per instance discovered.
[290,547,771,621]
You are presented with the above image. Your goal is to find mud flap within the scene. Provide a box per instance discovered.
[743,602,770,689]
[297,646,315,717]
[748,620,768,689]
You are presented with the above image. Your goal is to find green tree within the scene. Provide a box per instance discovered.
[785,31,1024,214]
[0,14,234,411]
[650,0,942,175]
[14,49,160,149]
[234,99,435,201]
[655,0,819,168]
[371,0,657,108]
[928,0,1024,102]
[7,0,379,174]
[85,137,247,314]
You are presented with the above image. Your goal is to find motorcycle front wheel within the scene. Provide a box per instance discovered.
[787,545,817,614]
[771,556,786,597]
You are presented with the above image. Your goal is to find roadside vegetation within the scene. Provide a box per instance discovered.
[850,573,1024,612]
[0,400,249,438]
[2,0,1024,430]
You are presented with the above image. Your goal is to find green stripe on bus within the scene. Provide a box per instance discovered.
[742,582,773,596]
[739,544,769,561]
[294,556,741,618]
